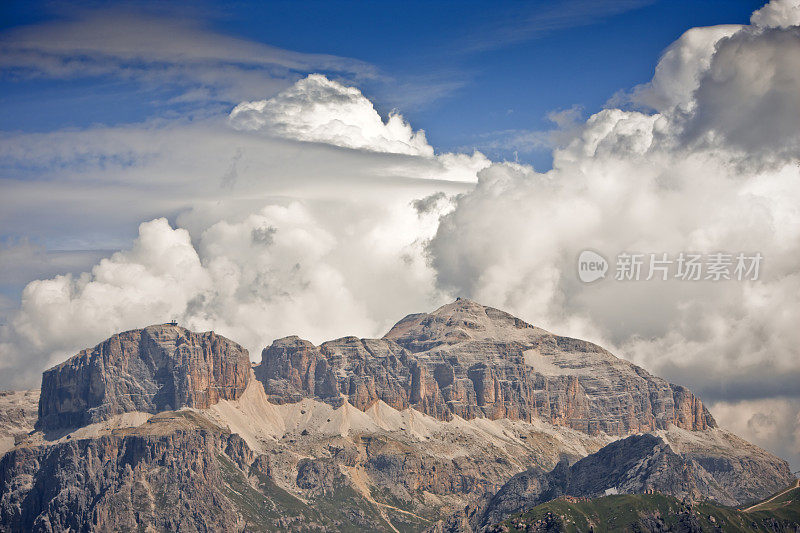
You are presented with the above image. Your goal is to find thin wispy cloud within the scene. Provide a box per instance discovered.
[0,6,475,112]
[462,0,655,52]
[0,7,377,103]
[463,106,584,160]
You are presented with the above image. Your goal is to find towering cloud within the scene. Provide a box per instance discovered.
[751,0,800,28]
[230,74,434,156]
[427,0,800,468]
[0,77,483,388]
[0,0,798,470]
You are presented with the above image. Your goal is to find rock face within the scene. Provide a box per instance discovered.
[433,434,735,532]
[0,412,406,532]
[255,299,714,436]
[0,423,248,532]
[38,324,251,429]
[0,390,38,457]
[660,425,796,506]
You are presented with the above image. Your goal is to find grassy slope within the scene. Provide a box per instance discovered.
[499,484,800,533]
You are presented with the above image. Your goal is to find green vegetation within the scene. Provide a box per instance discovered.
[498,484,800,532]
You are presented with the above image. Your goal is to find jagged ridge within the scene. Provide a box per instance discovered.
[255,299,714,436]
[0,299,792,532]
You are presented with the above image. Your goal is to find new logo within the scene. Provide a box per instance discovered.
[577,250,608,283]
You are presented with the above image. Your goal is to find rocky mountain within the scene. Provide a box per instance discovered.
[486,483,800,533]
[37,324,251,430]
[0,300,795,532]
[255,299,714,435]
[432,433,734,532]
[1,384,607,532]
[0,391,37,457]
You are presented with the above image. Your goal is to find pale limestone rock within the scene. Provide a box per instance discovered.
[255,299,715,435]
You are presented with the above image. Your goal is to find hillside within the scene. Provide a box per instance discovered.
[489,481,800,533]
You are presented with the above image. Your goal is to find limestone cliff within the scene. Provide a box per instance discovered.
[0,411,405,532]
[255,299,715,436]
[38,324,250,429]
[0,390,38,457]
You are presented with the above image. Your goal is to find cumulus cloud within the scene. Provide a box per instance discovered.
[0,195,453,388]
[1,219,208,385]
[227,74,490,177]
[680,25,800,163]
[230,74,490,180]
[0,73,481,388]
[627,10,800,165]
[427,0,800,466]
[629,25,741,113]
[0,0,798,471]
[752,0,800,28]
[230,74,433,156]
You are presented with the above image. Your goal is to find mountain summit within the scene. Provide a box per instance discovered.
[0,300,793,532]
[256,299,714,435]
[38,324,251,430]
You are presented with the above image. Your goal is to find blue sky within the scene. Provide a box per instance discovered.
[0,0,763,170]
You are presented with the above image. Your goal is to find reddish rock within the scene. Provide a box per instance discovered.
[38,324,250,429]
[672,385,712,430]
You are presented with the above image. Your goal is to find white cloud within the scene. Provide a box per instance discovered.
[427,0,800,461]
[0,74,480,388]
[0,8,466,112]
[1,219,209,385]
[228,74,489,177]
[710,397,800,471]
[0,0,798,469]
[751,0,800,28]
[0,9,374,103]
[629,25,741,113]
[680,25,800,163]
[0,195,455,388]
[626,6,800,165]
[0,109,481,252]
[230,74,433,157]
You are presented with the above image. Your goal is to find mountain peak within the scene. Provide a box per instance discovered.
[5,305,791,533]
[257,299,715,435]
[37,325,251,430]
[383,298,548,350]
